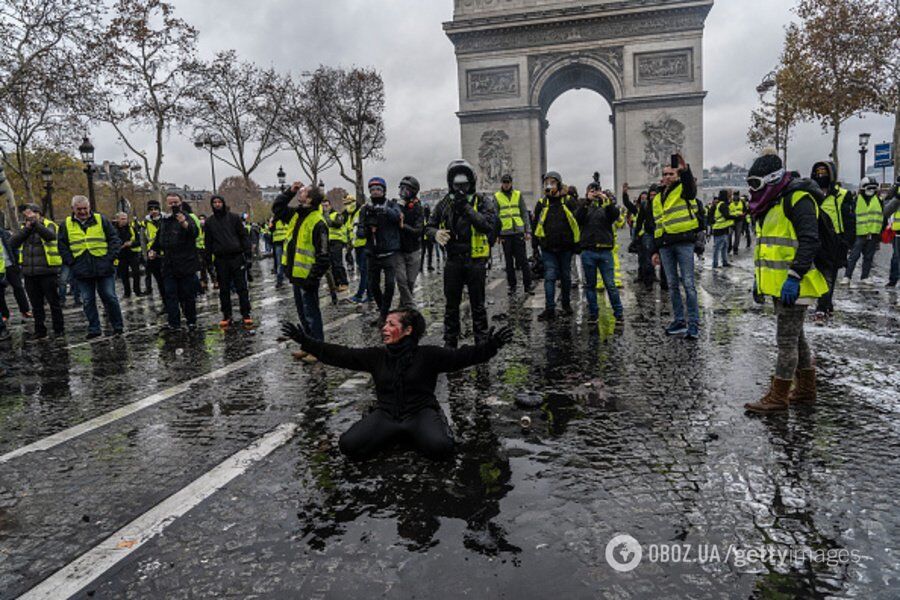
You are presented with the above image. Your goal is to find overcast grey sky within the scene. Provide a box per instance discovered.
[89,0,894,193]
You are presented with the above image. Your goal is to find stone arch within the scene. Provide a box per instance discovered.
[529,54,622,112]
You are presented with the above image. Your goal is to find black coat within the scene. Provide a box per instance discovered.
[10,220,61,276]
[399,199,424,253]
[57,213,121,280]
[576,199,620,250]
[272,191,330,285]
[149,212,199,277]
[533,195,579,252]
[425,193,498,258]
[204,209,251,259]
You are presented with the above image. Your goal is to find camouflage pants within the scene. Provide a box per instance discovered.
[775,302,813,380]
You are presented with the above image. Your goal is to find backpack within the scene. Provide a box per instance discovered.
[781,179,844,274]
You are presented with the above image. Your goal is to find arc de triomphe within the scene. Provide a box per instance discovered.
[444,0,713,203]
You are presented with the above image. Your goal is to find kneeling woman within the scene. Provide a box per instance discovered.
[282,310,512,460]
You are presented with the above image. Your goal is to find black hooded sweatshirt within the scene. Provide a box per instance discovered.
[811,160,855,247]
[204,197,251,259]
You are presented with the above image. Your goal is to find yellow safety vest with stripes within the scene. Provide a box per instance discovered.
[754,191,829,300]
[855,194,883,236]
[273,219,289,243]
[326,211,348,243]
[494,189,525,234]
[893,205,900,232]
[189,213,204,250]
[65,214,108,258]
[652,184,699,239]
[143,219,160,246]
[440,196,491,258]
[127,223,142,253]
[712,202,733,231]
[0,240,5,274]
[534,198,581,244]
[18,218,62,266]
[820,187,849,234]
[347,208,367,248]
[283,210,325,279]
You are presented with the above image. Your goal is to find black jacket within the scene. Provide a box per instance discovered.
[425,193,498,259]
[576,199,620,250]
[356,200,402,256]
[204,203,251,259]
[149,211,199,277]
[300,336,500,418]
[651,166,699,250]
[57,213,121,280]
[10,219,60,276]
[272,190,330,285]
[399,199,424,253]
[533,194,579,252]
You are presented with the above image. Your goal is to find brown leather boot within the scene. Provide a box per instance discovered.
[788,368,816,405]
[745,377,792,413]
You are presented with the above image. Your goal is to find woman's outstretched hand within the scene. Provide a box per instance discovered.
[487,326,513,349]
[281,321,308,346]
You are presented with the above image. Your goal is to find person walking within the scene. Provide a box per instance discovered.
[273,182,330,363]
[396,176,425,310]
[204,194,253,328]
[533,171,580,321]
[9,204,64,339]
[57,196,125,339]
[743,150,829,413]
[149,192,200,332]
[494,174,533,295]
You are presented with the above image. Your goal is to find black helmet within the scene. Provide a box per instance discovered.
[446,160,476,190]
[399,175,420,195]
[543,170,562,185]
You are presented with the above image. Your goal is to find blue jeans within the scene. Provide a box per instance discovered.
[58,263,82,303]
[542,249,572,311]
[659,243,699,326]
[712,233,729,268]
[273,244,285,284]
[353,247,369,300]
[163,272,198,328]
[293,282,324,341]
[889,235,900,284]
[75,275,124,334]
[581,249,623,317]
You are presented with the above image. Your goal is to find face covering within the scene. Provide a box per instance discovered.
[748,172,793,218]
[452,183,470,197]
[399,186,414,201]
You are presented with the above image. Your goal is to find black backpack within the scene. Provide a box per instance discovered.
[781,179,844,274]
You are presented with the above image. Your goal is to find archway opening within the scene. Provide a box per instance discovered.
[544,89,614,195]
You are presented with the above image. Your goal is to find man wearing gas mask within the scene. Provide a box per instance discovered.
[844,176,884,286]
[425,160,499,348]
[357,177,402,326]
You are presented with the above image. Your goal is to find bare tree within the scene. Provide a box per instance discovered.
[0,0,99,102]
[277,74,337,186]
[870,0,900,175]
[779,0,894,176]
[189,51,283,192]
[309,66,386,199]
[217,174,260,219]
[90,0,198,200]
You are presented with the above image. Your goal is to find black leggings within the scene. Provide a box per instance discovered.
[339,407,454,460]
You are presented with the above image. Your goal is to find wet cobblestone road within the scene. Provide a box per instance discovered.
[1,239,898,599]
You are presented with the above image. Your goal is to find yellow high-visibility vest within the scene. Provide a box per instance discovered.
[65,214,107,258]
[855,194,883,236]
[18,218,62,266]
[652,184,699,239]
[494,190,525,234]
[283,210,325,279]
[534,199,580,244]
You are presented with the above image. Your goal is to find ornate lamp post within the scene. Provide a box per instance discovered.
[858,133,871,181]
[41,165,54,220]
[78,136,97,211]
[277,165,286,192]
[194,134,226,192]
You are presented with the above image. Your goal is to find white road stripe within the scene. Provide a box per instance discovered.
[1,312,361,464]
[17,422,298,600]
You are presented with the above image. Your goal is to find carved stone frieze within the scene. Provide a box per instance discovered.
[467,66,520,99]
[642,114,685,179]
[634,49,693,86]
[478,130,514,186]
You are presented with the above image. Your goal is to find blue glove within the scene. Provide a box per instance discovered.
[780,276,800,306]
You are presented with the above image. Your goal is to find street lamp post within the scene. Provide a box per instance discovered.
[78,136,97,212]
[756,70,780,159]
[194,135,226,193]
[277,166,286,192]
[858,133,871,181]
[41,165,54,220]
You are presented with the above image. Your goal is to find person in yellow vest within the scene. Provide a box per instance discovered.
[650,153,702,339]
[341,195,357,276]
[322,198,349,291]
[148,192,200,332]
[425,160,498,347]
[495,174,533,295]
[743,150,829,413]
[344,195,373,303]
[728,191,746,255]
[533,171,580,321]
[885,180,900,287]
[113,212,143,298]
[9,204,64,339]
[707,189,735,269]
[57,195,125,339]
[269,213,291,288]
[273,181,331,363]
[142,199,165,300]
[576,182,623,323]
[810,160,853,320]
[596,192,625,291]
[0,245,7,340]
[843,176,884,286]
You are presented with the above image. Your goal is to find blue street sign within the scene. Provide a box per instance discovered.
[874,143,893,168]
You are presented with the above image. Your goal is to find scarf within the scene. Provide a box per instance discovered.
[749,173,793,218]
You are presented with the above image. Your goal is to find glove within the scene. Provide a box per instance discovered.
[780,276,800,306]
[435,229,451,247]
[487,325,513,349]
[281,321,308,346]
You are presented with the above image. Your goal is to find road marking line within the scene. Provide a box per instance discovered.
[0,312,361,464]
[17,422,298,600]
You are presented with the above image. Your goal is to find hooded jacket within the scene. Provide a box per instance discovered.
[811,160,855,247]
[204,196,251,259]
[149,207,199,277]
